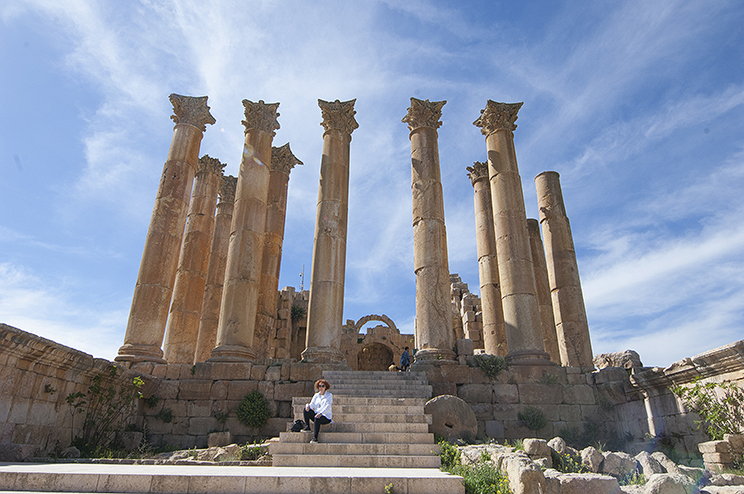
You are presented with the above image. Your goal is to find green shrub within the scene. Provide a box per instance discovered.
[550,449,586,473]
[236,391,271,429]
[535,373,559,385]
[438,440,511,494]
[469,354,508,380]
[517,406,546,431]
[290,305,307,322]
[240,441,269,460]
[155,407,173,423]
[671,377,744,440]
[439,438,461,470]
[619,471,645,486]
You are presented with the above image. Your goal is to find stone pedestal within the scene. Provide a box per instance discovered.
[467,161,507,357]
[473,101,551,366]
[535,171,594,370]
[527,219,561,364]
[163,155,224,363]
[194,175,236,363]
[303,99,358,365]
[210,100,279,362]
[254,144,302,360]
[117,94,215,363]
[403,97,456,365]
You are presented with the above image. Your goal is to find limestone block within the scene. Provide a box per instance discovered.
[432,382,457,397]
[486,420,504,439]
[456,339,474,356]
[265,365,281,381]
[643,473,697,494]
[458,384,493,403]
[471,403,494,421]
[164,365,183,380]
[493,403,519,421]
[494,384,519,404]
[548,437,567,454]
[593,367,629,384]
[0,443,39,461]
[188,417,215,435]
[0,398,11,424]
[280,363,291,381]
[210,362,252,380]
[469,367,490,384]
[274,382,304,402]
[651,451,683,475]
[289,363,324,382]
[704,452,734,463]
[519,383,563,404]
[151,365,167,378]
[207,431,231,448]
[162,399,188,418]
[178,380,212,400]
[425,395,478,442]
[26,400,56,426]
[210,381,228,400]
[699,441,732,454]
[251,365,267,381]
[227,380,257,400]
[557,404,581,422]
[258,380,274,401]
[186,400,211,418]
[581,446,604,473]
[7,397,30,424]
[501,451,547,494]
[635,451,664,476]
[524,438,552,463]
[562,384,595,405]
[546,471,620,494]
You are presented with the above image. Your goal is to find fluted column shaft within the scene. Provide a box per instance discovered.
[474,101,551,365]
[254,144,302,360]
[535,171,594,370]
[403,98,456,365]
[303,99,358,365]
[468,161,507,357]
[163,156,224,363]
[210,100,279,361]
[194,175,236,363]
[527,219,561,364]
[117,94,215,363]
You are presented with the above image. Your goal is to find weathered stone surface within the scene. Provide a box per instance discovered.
[635,451,664,476]
[425,395,477,441]
[543,469,620,494]
[709,473,744,486]
[207,431,231,448]
[601,451,637,478]
[581,446,604,473]
[643,473,697,494]
[458,384,492,403]
[524,438,552,467]
[502,451,548,494]
[548,436,567,454]
[519,383,562,404]
[699,440,732,454]
[593,350,643,371]
[494,383,519,403]
[651,451,683,475]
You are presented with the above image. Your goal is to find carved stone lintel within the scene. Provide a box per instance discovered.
[241,100,281,136]
[197,155,226,176]
[169,94,216,132]
[271,143,304,175]
[402,97,446,132]
[466,161,489,186]
[218,175,237,204]
[473,100,523,135]
[318,99,359,135]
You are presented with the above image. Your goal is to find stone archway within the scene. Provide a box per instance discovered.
[357,343,394,371]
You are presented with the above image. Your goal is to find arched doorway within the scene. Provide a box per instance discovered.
[357,343,394,371]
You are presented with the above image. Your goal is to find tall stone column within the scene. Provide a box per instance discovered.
[210,100,279,362]
[254,143,303,360]
[303,99,358,365]
[194,175,236,363]
[163,155,224,363]
[467,161,507,357]
[117,94,215,363]
[403,97,456,365]
[535,171,594,370]
[527,219,561,364]
[473,100,551,366]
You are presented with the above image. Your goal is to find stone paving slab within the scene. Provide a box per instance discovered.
[0,463,464,494]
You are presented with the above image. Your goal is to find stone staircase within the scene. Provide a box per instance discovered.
[270,370,442,468]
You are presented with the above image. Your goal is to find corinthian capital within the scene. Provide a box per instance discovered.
[271,143,303,175]
[219,175,237,204]
[473,100,523,135]
[466,161,489,186]
[169,94,216,132]
[402,97,446,131]
[242,100,280,136]
[198,155,226,176]
[318,99,359,135]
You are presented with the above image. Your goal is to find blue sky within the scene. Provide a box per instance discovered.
[1,1,743,368]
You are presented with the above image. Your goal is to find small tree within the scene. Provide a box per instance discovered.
[672,377,744,440]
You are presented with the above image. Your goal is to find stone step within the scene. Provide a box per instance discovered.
[333,388,432,398]
[300,421,430,433]
[291,396,427,407]
[269,441,440,456]
[323,370,428,380]
[272,453,442,468]
[292,411,431,424]
[293,404,426,415]
[278,431,436,444]
[0,463,464,494]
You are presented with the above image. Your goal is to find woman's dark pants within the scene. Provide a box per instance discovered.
[303,408,331,441]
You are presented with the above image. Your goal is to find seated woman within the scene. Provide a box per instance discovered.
[303,379,333,443]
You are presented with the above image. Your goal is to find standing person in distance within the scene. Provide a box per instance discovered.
[400,346,411,371]
[304,379,332,443]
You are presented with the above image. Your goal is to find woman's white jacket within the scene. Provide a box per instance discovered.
[308,392,333,420]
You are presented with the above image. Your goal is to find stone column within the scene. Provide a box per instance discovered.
[163,155,224,363]
[467,161,507,357]
[302,99,358,365]
[194,175,236,363]
[116,94,215,363]
[535,171,594,370]
[402,97,456,365]
[473,100,551,366]
[210,100,279,361]
[527,219,561,364]
[253,143,303,360]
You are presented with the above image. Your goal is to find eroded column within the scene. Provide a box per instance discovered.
[527,218,561,364]
[473,100,551,366]
[403,97,456,365]
[116,94,215,363]
[194,175,236,363]
[535,171,594,370]
[467,161,507,357]
[210,100,279,362]
[163,155,224,363]
[254,143,303,360]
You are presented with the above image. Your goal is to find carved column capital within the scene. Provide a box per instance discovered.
[169,94,216,132]
[402,97,446,132]
[271,143,303,175]
[219,175,237,204]
[473,100,523,135]
[318,99,359,135]
[242,100,281,136]
[466,161,489,186]
[197,155,226,176]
